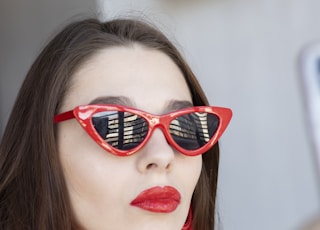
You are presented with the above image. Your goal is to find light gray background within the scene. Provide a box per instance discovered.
[1,0,320,229]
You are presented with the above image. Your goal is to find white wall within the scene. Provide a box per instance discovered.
[1,0,320,229]
[98,1,320,230]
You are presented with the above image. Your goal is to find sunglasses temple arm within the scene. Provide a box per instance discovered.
[54,110,75,123]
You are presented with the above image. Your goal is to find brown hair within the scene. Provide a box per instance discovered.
[0,18,219,230]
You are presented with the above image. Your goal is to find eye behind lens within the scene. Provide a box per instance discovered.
[92,111,149,151]
[169,112,220,150]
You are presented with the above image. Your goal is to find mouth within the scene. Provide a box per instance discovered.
[130,186,181,213]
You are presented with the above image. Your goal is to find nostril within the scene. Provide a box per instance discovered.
[146,163,156,170]
[146,162,171,171]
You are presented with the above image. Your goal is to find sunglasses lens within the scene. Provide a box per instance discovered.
[91,111,148,150]
[169,112,220,150]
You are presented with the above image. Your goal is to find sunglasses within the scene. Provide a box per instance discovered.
[54,104,232,156]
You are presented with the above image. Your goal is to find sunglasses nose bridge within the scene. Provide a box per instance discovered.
[147,116,171,142]
[150,117,160,126]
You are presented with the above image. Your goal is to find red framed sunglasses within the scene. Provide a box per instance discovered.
[54,104,232,156]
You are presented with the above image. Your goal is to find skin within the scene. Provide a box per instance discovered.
[57,44,202,230]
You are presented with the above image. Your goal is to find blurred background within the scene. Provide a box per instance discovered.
[1,0,320,229]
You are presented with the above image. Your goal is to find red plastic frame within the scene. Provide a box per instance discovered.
[54,104,232,156]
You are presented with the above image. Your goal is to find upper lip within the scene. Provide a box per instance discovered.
[130,186,181,213]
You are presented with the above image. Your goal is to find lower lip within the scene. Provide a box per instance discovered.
[130,186,181,213]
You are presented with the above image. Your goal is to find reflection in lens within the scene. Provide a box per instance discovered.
[92,111,148,150]
[169,112,219,150]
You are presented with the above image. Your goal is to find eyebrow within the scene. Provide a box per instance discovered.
[89,96,135,106]
[89,96,193,112]
[166,100,194,112]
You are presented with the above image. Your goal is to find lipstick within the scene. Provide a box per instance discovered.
[130,186,181,213]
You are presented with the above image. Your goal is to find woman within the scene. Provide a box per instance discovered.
[0,18,232,230]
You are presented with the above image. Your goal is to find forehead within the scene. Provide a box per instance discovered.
[62,45,192,113]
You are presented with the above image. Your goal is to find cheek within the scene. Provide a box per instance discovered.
[190,156,202,189]
[58,121,102,194]
[179,155,202,198]
[57,121,130,199]
[57,121,137,228]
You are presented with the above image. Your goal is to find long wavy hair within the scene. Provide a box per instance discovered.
[0,18,219,230]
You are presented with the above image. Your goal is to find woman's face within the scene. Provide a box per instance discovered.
[57,45,202,230]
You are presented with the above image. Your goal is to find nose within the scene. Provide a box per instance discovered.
[136,129,175,173]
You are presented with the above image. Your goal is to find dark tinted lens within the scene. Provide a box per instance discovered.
[92,111,148,150]
[169,112,219,150]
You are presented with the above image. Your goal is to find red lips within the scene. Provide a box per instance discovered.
[130,186,181,213]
